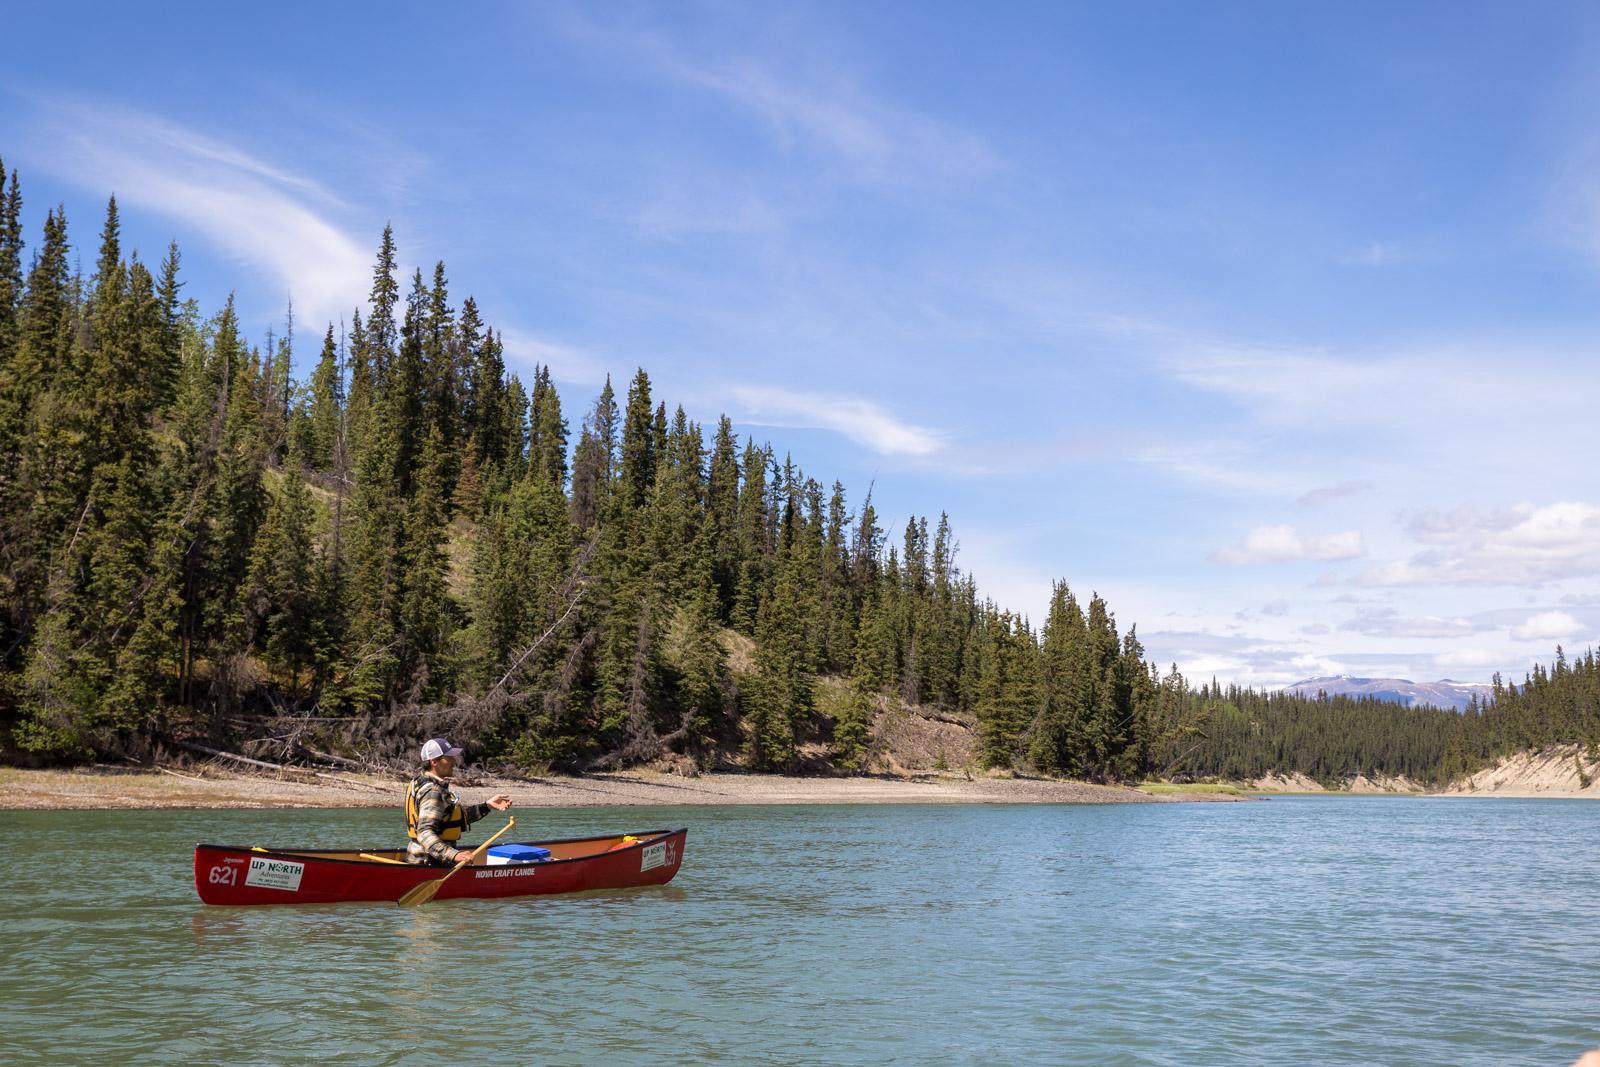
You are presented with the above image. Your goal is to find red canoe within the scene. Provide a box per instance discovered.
[194,828,687,906]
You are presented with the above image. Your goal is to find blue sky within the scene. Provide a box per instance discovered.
[5,1,1600,687]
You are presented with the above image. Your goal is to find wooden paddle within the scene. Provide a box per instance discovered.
[397,816,515,907]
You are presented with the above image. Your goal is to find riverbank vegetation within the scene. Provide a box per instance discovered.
[1,167,1595,785]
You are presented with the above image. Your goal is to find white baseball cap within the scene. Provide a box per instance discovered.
[420,737,464,763]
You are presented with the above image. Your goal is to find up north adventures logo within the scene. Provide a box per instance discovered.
[244,857,305,892]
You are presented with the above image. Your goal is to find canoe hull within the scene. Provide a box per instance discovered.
[194,828,686,906]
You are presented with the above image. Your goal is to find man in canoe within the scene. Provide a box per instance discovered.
[405,737,514,866]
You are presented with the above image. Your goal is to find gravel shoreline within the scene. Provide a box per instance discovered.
[0,766,1236,810]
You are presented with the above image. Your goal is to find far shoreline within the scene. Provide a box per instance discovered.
[7,759,1594,811]
[3,765,1240,810]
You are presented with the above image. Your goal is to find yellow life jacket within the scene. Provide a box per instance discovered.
[406,774,468,843]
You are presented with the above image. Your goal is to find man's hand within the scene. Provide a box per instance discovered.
[487,794,513,811]
[452,849,477,865]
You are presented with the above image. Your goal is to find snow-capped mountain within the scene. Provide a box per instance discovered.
[1282,676,1494,711]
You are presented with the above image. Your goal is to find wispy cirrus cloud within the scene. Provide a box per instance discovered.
[1164,340,1600,451]
[1212,523,1364,565]
[553,9,998,186]
[1339,607,1484,639]
[1295,480,1372,509]
[18,94,605,386]
[727,384,943,457]
[21,95,370,330]
[1337,240,1400,268]
[497,326,610,387]
[1135,442,1302,496]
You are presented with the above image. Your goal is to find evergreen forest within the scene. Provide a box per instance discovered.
[2,167,1596,785]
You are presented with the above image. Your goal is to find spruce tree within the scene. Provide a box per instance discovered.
[674,538,733,756]
[0,163,22,361]
[1031,581,1090,775]
[205,321,271,684]
[644,407,707,603]
[529,365,568,489]
[705,416,741,617]
[366,225,400,378]
[397,424,454,701]
[619,368,656,510]
[569,377,617,530]
[306,324,341,472]
[156,242,183,362]
[503,370,529,471]
[243,438,319,695]
[732,440,772,632]
[424,261,458,488]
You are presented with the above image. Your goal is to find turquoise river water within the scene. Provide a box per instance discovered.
[1,797,1597,1065]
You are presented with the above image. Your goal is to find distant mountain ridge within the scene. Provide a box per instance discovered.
[1282,676,1493,711]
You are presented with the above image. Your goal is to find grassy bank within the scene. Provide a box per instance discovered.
[1137,782,1248,796]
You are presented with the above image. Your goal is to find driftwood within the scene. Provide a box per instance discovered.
[310,771,394,794]
[156,765,209,782]
[175,742,394,794]
[585,708,696,772]
[162,538,603,775]
[295,745,366,770]
[176,740,288,771]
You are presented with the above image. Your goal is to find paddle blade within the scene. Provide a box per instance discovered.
[397,876,444,907]
[395,818,512,907]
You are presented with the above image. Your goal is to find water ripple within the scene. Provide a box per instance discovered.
[2,799,1598,1064]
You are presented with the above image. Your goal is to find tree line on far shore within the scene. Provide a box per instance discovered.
[0,165,1594,783]
[1142,650,1600,785]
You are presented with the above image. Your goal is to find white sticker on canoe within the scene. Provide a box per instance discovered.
[640,842,667,872]
[245,857,305,892]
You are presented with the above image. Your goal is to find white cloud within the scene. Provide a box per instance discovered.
[1212,524,1364,565]
[1140,628,1355,688]
[1287,652,1346,677]
[25,97,370,331]
[1510,610,1585,642]
[1176,654,1247,679]
[728,384,943,456]
[556,11,997,186]
[1359,501,1600,586]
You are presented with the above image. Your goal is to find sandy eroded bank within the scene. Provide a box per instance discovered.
[1437,745,1600,798]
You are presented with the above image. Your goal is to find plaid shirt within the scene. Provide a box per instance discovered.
[405,773,490,865]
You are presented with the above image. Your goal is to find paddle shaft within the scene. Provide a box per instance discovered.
[397,816,515,907]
